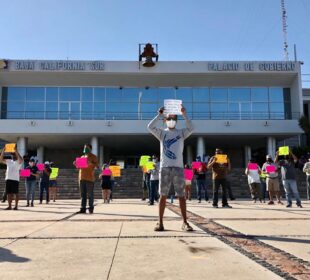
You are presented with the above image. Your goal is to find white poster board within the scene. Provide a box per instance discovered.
[164,99,182,115]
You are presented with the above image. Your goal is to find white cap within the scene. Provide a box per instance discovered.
[266,154,272,159]
[44,161,50,165]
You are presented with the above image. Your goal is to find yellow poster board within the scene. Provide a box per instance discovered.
[146,161,155,171]
[215,154,228,164]
[50,168,59,179]
[279,146,289,156]
[109,165,121,177]
[139,155,150,167]
[4,143,16,153]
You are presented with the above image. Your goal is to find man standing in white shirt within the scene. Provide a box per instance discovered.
[303,157,310,200]
[0,148,23,210]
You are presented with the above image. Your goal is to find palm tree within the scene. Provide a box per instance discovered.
[299,115,310,145]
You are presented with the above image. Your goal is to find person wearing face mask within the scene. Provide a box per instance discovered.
[262,155,282,205]
[208,148,232,208]
[73,144,99,214]
[25,159,40,207]
[149,155,160,205]
[275,150,302,208]
[147,105,194,232]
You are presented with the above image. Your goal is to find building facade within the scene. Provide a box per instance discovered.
[0,59,304,168]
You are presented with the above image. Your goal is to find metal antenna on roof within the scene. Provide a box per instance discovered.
[281,0,289,61]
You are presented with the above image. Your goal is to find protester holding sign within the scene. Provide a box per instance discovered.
[73,144,98,214]
[245,159,263,203]
[184,164,193,201]
[208,148,232,208]
[25,159,40,207]
[149,155,160,205]
[262,155,282,205]
[194,157,208,203]
[0,148,23,210]
[39,161,51,204]
[275,150,302,208]
[147,104,194,232]
[49,164,59,202]
[99,164,112,203]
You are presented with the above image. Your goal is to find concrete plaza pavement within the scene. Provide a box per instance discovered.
[0,199,309,280]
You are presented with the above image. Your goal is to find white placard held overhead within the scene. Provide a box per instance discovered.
[164,99,182,115]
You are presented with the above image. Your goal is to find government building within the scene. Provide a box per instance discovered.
[0,59,305,168]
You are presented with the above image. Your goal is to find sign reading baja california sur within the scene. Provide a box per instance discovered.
[10,60,105,72]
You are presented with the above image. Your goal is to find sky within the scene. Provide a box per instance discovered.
[0,0,310,86]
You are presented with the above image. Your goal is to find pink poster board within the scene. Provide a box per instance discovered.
[20,169,31,177]
[191,162,201,170]
[76,157,88,169]
[37,163,45,171]
[184,169,194,180]
[248,163,258,170]
[266,165,276,173]
[102,169,112,176]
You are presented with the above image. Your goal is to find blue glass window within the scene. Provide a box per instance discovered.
[193,88,209,102]
[210,103,227,119]
[82,88,93,102]
[176,88,192,102]
[46,88,58,101]
[269,88,284,102]
[71,103,81,120]
[46,102,58,119]
[122,88,139,102]
[59,88,80,102]
[210,88,228,102]
[140,88,158,102]
[106,88,122,101]
[93,102,105,120]
[7,87,26,101]
[229,88,250,102]
[251,88,268,102]
[158,88,175,104]
[26,87,45,101]
[81,102,93,120]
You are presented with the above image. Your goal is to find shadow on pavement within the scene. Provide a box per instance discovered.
[0,247,30,263]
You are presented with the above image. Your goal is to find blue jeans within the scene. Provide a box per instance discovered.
[150,180,159,204]
[282,179,301,206]
[79,180,94,210]
[39,181,49,202]
[260,180,267,200]
[307,175,310,200]
[196,179,208,201]
[25,180,36,204]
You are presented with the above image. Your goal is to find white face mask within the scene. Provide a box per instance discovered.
[166,119,176,129]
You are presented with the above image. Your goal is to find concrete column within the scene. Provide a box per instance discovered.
[91,136,99,157]
[99,145,104,167]
[196,137,205,160]
[16,137,28,157]
[267,137,276,159]
[37,146,44,163]
[186,145,193,164]
[244,145,251,167]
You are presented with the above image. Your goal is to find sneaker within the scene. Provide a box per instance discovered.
[77,209,86,214]
[297,204,303,208]
[230,198,236,201]
[182,222,193,232]
[13,207,18,210]
[212,205,218,208]
[89,208,94,214]
[277,201,283,205]
[31,203,34,207]
[4,207,12,210]
[198,200,201,203]
[1,199,6,203]
[267,201,274,205]
[286,204,292,208]
[222,204,232,208]
[154,223,164,232]
[26,203,30,207]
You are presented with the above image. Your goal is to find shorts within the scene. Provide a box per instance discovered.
[185,180,191,186]
[49,180,57,187]
[159,167,185,197]
[6,180,19,194]
[266,177,280,192]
